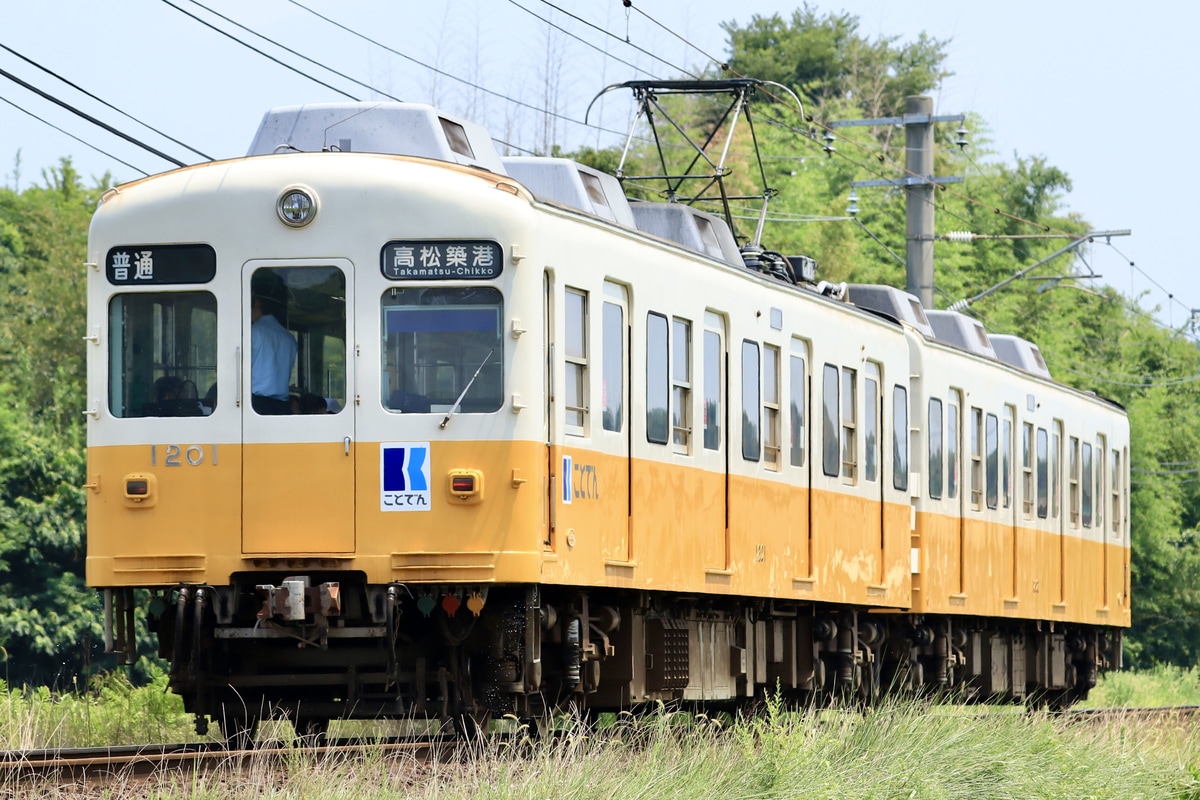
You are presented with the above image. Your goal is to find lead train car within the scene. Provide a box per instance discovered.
[85,102,1129,740]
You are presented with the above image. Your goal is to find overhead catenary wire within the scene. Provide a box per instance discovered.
[0,43,213,162]
[0,64,186,168]
[0,92,150,177]
[159,0,359,101]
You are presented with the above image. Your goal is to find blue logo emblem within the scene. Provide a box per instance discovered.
[381,442,432,511]
[562,455,573,504]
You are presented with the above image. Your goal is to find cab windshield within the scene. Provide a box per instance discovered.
[380,287,503,414]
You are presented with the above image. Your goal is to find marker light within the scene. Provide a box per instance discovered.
[122,472,157,507]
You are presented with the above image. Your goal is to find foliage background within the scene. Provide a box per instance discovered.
[1,5,1197,686]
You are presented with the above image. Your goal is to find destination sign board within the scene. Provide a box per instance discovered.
[381,240,503,280]
[106,244,216,285]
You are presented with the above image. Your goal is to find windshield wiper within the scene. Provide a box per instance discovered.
[440,349,494,429]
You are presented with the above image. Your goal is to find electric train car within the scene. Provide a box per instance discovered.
[84,97,1129,742]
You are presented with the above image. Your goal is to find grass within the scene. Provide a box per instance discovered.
[2,669,1199,798]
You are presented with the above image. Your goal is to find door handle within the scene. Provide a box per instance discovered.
[344,437,352,456]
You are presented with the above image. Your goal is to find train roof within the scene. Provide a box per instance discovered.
[501,157,635,227]
[989,334,1052,379]
[246,102,506,173]
[926,310,997,357]
[845,284,935,338]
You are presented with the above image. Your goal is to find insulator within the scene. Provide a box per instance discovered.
[847,189,859,217]
[945,231,974,243]
[955,123,969,150]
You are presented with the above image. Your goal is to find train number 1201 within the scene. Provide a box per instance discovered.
[151,444,218,467]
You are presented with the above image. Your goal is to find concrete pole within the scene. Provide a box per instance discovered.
[905,96,935,308]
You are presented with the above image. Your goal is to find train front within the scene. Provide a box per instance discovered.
[84,103,547,739]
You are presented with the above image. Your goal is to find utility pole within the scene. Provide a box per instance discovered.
[831,96,964,308]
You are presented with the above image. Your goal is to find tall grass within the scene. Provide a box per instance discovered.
[3,669,1200,798]
[1082,664,1200,708]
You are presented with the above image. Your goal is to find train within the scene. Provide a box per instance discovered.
[84,80,1130,744]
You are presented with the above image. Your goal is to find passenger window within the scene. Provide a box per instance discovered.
[1110,449,1121,535]
[1052,425,1062,520]
[1082,441,1093,528]
[741,341,760,461]
[789,340,808,468]
[985,413,998,510]
[1069,436,1080,526]
[864,367,879,483]
[1022,422,1034,517]
[703,319,723,450]
[1001,408,1013,509]
[601,296,624,432]
[822,364,839,477]
[893,385,908,492]
[763,345,781,469]
[1095,435,1106,530]
[1036,428,1049,519]
[672,318,692,453]
[109,291,217,418]
[842,367,857,482]
[564,288,588,432]
[928,398,943,499]
[970,408,983,511]
[947,394,960,500]
[646,312,669,443]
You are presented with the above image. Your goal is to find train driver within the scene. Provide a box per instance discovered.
[250,292,297,415]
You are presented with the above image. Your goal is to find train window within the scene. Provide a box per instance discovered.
[108,291,217,418]
[928,398,943,499]
[439,117,475,159]
[789,339,808,468]
[1001,408,1013,509]
[672,318,693,453]
[601,298,624,433]
[947,396,960,500]
[1095,435,1106,530]
[1110,449,1121,536]
[1036,427,1049,519]
[703,322,722,450]
[646,313,669,443]
[970,408,983,511]
[381,286,503,415]
[863,366,879,483]
[254,266,346,416]
[985,413,998,510]
[563,289,589,432]
[892,385,908,491]
[741,341,761,461]
[864,371,879,482]
[1022,422,1034,517]
[841,368,858,482]
[1069,436,1080,526]
[763,345,781,469]
[1052,425,1062,519]
[1082,441,1093,528]
[822,364,839,477]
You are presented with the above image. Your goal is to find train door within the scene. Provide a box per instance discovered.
[948,390,965,593]
[241,261,355,554]
[863,362,883,583]
[1003,405,1017,598]
[701,312,729,570]
[600,282,631,561]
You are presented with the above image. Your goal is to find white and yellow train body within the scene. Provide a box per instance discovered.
[84,101,1127,735]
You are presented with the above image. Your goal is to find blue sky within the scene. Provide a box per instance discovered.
[2,0,1194,332]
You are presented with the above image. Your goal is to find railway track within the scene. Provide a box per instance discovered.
[0,736,449,787]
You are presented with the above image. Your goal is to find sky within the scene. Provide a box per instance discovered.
[1,0,1195,334]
